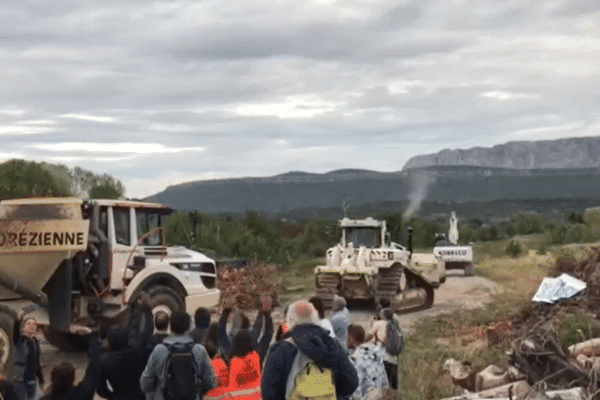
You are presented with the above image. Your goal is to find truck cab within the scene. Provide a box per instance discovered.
[81,199,220,315]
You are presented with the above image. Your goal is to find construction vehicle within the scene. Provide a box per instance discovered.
[433,211,474,276]
[314,217,446,312]
[0,197,219,369]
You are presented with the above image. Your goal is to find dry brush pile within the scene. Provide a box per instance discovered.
[507,247,600,397]
[217,261,283,310]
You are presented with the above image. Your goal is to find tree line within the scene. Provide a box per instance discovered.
[163,208,600,266]
[0,159,125,200]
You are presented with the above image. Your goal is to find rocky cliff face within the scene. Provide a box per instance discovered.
[403,136,600,170]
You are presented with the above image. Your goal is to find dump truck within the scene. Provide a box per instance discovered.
[314,217,446,312]
[0,197,219,369]
[433,211,474,276]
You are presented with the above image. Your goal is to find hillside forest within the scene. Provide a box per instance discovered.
[2,159,600,265]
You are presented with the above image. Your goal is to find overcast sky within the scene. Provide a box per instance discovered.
[1,0,599,198]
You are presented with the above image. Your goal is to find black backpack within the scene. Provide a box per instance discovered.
[384,319,403,356]
[163,342,199,400]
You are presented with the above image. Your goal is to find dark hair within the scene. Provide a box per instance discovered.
[378,298,391,309]
[170,311,191,335]
[347,323,365,344]
[50,362,75,398]
[240,314,250,330]
[107,326,129,351]
[154,311,170,331]
[207,321,219,345]
[204,340,218,359]
[194,307,211,329]
[231,330,254,358]
[308,296,325,319]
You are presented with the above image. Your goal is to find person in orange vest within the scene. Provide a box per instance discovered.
[203,341,230,400]
[224,330,262,400]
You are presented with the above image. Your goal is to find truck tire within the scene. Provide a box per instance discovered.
[147,286,184,316]
[0,310,15,373]
[42,327,89,352]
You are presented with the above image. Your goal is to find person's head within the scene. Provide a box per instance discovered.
[286,300,319,330]
[380,308,394,321]
[231,330,254,358]
[194,307,211,329]
[170,311,191,335]
[346,323,365,350]
[377,298,391,314]
[50,362,75,398]
[107,326,129,351]
[207,321,219,344]
[204,340,218,359]
[21,316,37,338]
[154,311,170,332]
[332,295,346,312]
[308,296,325,319]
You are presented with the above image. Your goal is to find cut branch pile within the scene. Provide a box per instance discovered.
[217,261,283,310]
[507,247,600,398]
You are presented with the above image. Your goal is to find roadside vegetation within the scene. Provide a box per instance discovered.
[401,238,595,400]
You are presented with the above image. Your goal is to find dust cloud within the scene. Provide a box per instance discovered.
[403,171,436,220]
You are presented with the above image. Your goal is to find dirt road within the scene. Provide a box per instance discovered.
[348,270,503,333]
[37,270,501,395]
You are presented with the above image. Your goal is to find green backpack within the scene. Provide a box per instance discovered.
[286,339,336,400]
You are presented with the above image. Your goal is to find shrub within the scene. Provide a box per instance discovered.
[505,240,523,258]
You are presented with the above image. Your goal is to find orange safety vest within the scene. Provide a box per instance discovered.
[204,357,230,400]
[221,351,262,400]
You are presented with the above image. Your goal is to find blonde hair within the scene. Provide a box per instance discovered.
[286,300,319,330]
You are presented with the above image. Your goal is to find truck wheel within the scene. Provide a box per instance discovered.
[147,286,184,316]
[464,263,474,276]
[0,311,15,373]
[42,327,89,352]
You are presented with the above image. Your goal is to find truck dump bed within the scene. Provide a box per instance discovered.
[0,198,89,298]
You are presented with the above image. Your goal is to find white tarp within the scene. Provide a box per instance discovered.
[532,273,587,304]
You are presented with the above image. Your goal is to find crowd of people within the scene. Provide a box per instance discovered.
[0,293,401,400]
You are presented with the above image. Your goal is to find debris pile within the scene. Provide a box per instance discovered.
[445,247,600,400]
[217,261,283,309]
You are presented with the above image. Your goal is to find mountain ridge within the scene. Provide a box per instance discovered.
[147,136,600,214]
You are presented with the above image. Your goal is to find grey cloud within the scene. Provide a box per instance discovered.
[550,0,600,17]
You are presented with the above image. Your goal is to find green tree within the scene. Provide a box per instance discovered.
[0,159,71,200]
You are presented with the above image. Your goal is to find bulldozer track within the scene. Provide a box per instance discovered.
[375,263,403,308]
[375,264,436,313]
[315,273,338,310]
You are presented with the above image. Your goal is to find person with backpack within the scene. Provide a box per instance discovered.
[140,311,216,400]
[346,324,389,400]
[366,307,402,390]
[261,300,358,400]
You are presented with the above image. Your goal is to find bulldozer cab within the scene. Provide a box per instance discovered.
[340,217,386,248]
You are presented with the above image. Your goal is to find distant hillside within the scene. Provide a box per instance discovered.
[148,166,600,214]
[403,136,600,170]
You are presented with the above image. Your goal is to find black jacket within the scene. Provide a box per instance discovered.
[261,324,358,400]
[39,334,101,400]
[97,304,154,400]
[12,319,43,386]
